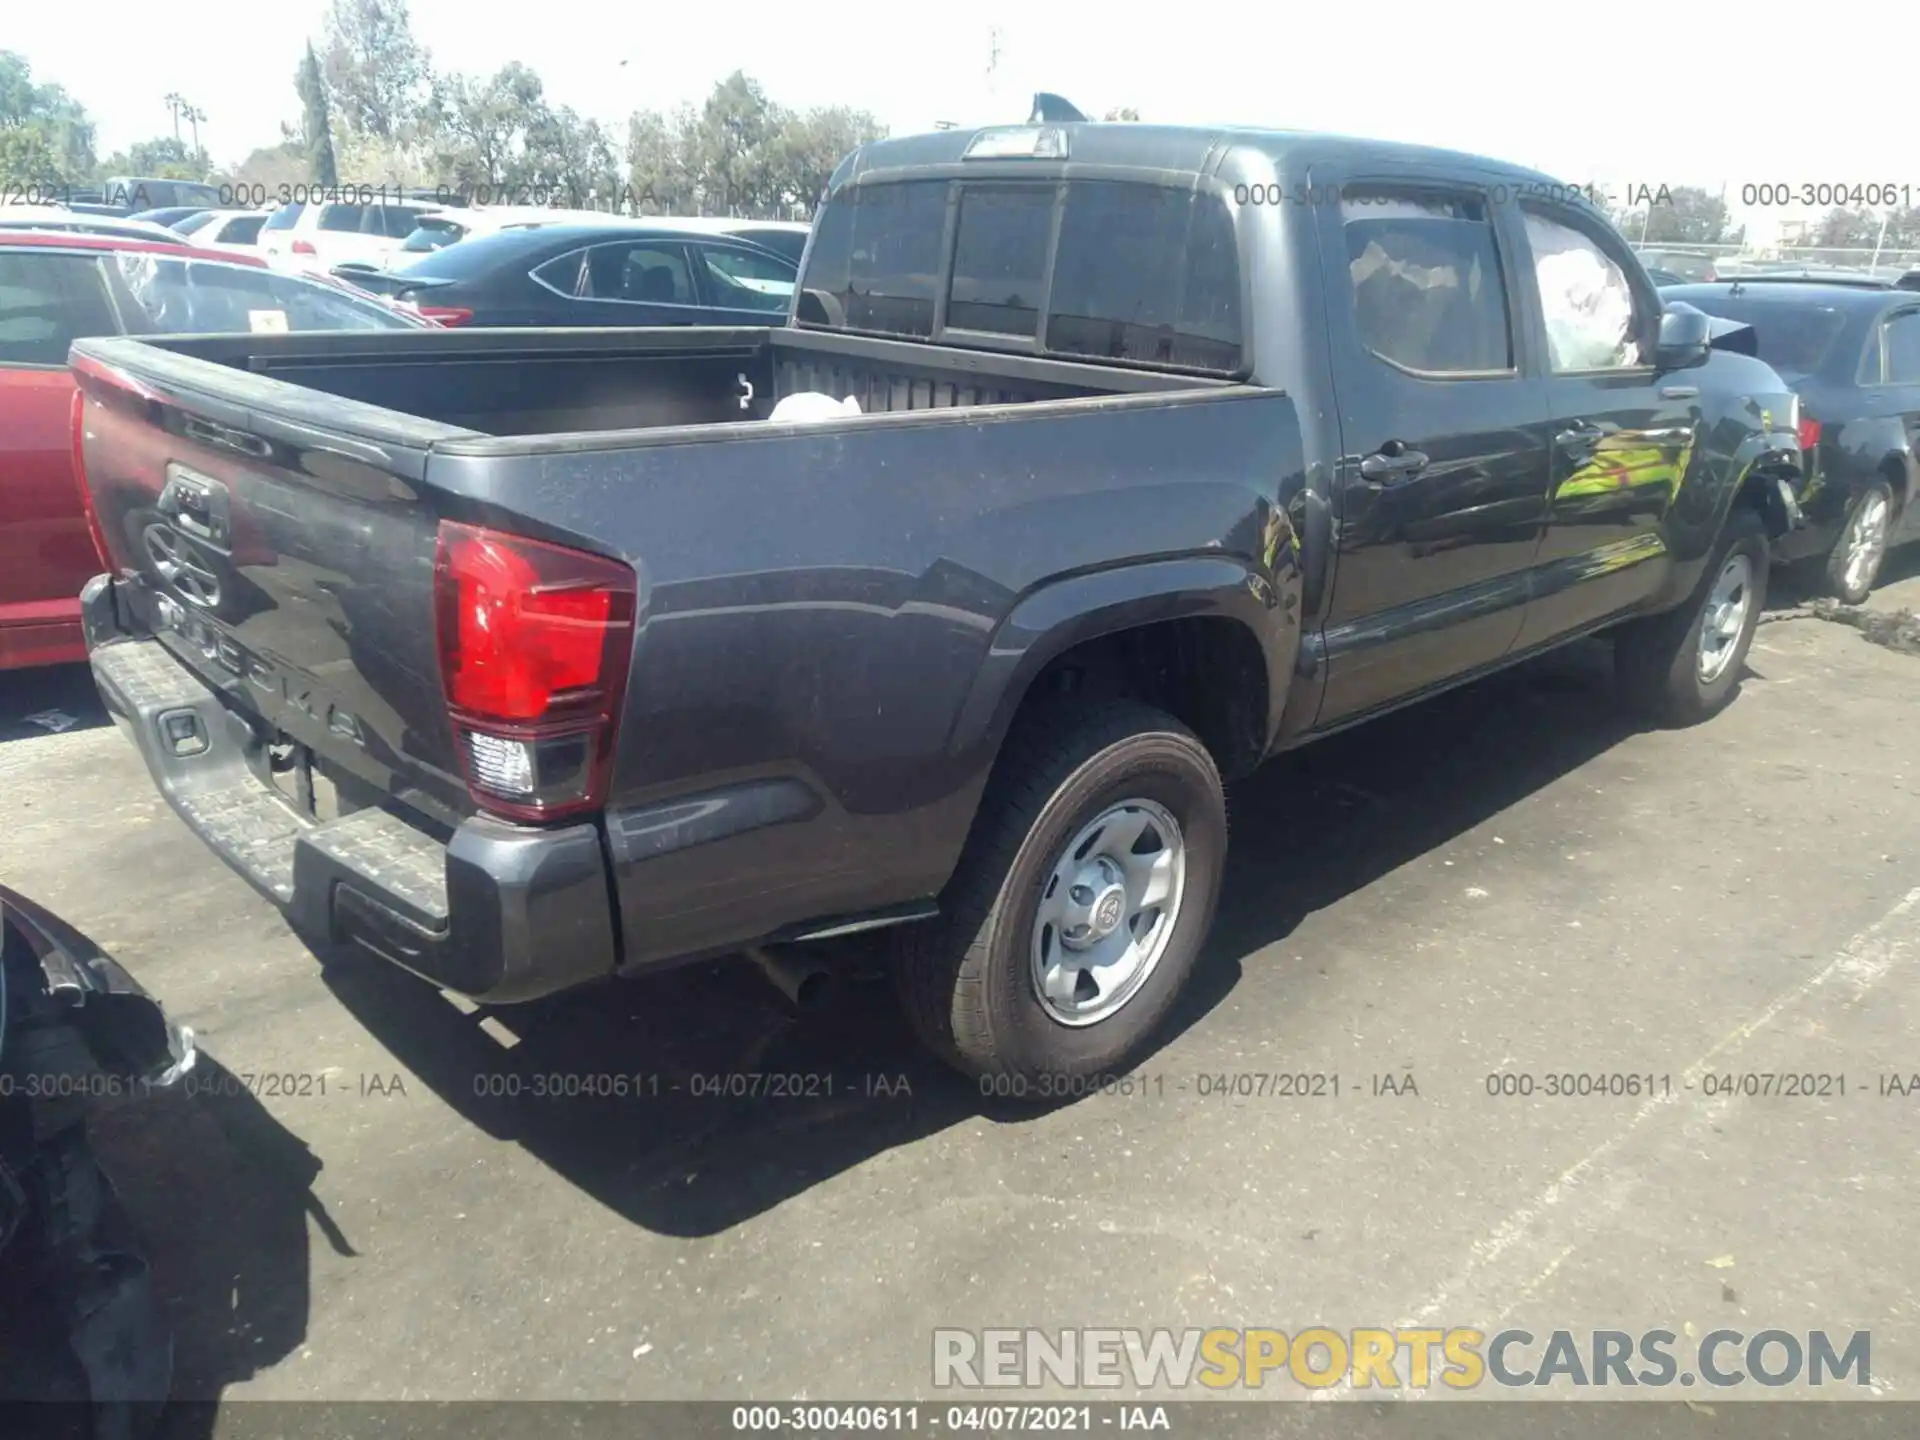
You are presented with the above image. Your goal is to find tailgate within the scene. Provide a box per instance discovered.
[69,338,480,828]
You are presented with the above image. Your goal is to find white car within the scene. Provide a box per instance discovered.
[370,205,611,272]
[172,208,272,254]
[642,217,811,265]
[0,206,185,245]
[258,197,461,275]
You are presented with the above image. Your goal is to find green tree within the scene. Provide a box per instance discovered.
[321,0,431,142]
[0,127,61,190]
[524,105,620,207]
[768,105,885,216]
[96,136,204,181]
[690,71,785,216]
[296,42,339,185]
[1610,185,1742,246]
[625,106,697,214]
[424,63,549,189]
[1103,106,1141,121]
[231,140,309,192]
[0,50,98,183]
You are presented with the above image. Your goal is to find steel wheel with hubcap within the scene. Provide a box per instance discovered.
[1030,799,1186,1027]
[1696,552,1754,684]
[893,698,1228,1085]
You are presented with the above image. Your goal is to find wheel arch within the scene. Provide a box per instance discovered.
[946,556,1296,786]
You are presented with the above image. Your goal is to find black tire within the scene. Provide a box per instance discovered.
[1823,481,1895,605]
[894,699,1227,1085]
[1615,507,1769,727]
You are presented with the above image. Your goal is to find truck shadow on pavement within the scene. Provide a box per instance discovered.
[0,663,110,744]
[86,1055,350,1432]
[316,636,1672,1241]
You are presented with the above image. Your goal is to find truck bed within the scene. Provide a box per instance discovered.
[70,322,1298,999]
[138,325,1229,439]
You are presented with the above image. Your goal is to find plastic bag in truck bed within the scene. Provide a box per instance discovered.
[768,391,862,423]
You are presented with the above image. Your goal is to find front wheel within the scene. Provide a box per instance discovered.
[894,699,1227,1085]
[1615,507,1769,727]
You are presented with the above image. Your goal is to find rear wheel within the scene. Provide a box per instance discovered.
[1615,507,1768,726]
[1823,481,1894,605]
[894,700,1227,1085]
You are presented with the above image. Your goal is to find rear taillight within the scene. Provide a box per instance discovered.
[69,387,113,569]
[1798,417,1822,452]
[433,521,636,822]
[417,306,474,327]
[292,239,316,256]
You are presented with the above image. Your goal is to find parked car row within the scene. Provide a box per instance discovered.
[0,231,428,671]
[1663,276,1920,600]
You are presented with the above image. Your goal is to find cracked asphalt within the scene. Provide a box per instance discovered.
[1,557,1917,1430]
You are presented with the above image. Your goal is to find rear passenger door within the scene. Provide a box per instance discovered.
[1312,177,1552,726]
[534,240,701,325]
[1510,201,1694,649]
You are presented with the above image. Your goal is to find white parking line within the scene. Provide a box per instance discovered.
[1313,884,1920,1400]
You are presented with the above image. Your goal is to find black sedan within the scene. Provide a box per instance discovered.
[347,221,799,328]
[1666,280,1920,601]
[128,205,215,231]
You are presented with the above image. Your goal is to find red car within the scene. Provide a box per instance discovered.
[0,231,424,669]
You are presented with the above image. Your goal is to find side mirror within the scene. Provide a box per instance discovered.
[1655,304,1713,370]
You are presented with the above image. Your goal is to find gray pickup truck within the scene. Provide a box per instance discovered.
[71,122,1803,1084]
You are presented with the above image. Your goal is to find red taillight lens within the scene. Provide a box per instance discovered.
[417,306,474,327]
[1798,417,1822,452]
[434,522,636,821]
[69,387,113,569]
[291,238,316,256]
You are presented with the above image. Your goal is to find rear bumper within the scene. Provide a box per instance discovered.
[83,578,618,1004]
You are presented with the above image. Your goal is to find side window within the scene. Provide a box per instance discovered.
[0,253,115,365]
[692,244,793,313]
[222,215,266,245]
[263,203,304,232]
[1884,311,1920,385]
[579,243,693,304]
[947,185,1053,336]
[372,205,427,238]
[319,204,368,234]
[1520,206,1646,371]
[1342,189,1513,374]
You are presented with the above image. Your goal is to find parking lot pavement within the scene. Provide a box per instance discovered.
[1,562,1917,1414]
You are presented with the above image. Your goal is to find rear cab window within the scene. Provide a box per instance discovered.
[798,177,1245,373]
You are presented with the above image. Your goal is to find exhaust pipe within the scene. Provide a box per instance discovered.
[745,946,835,1011]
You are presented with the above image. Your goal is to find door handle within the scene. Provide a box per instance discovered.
[1359,446,1429,485]
[1555,420,1608,447]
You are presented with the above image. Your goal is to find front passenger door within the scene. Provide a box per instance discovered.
[1512,201,1696,648]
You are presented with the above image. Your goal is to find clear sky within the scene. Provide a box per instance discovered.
[12,0,1913,244]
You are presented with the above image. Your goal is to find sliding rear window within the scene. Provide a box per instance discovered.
[799,178,1244,374]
